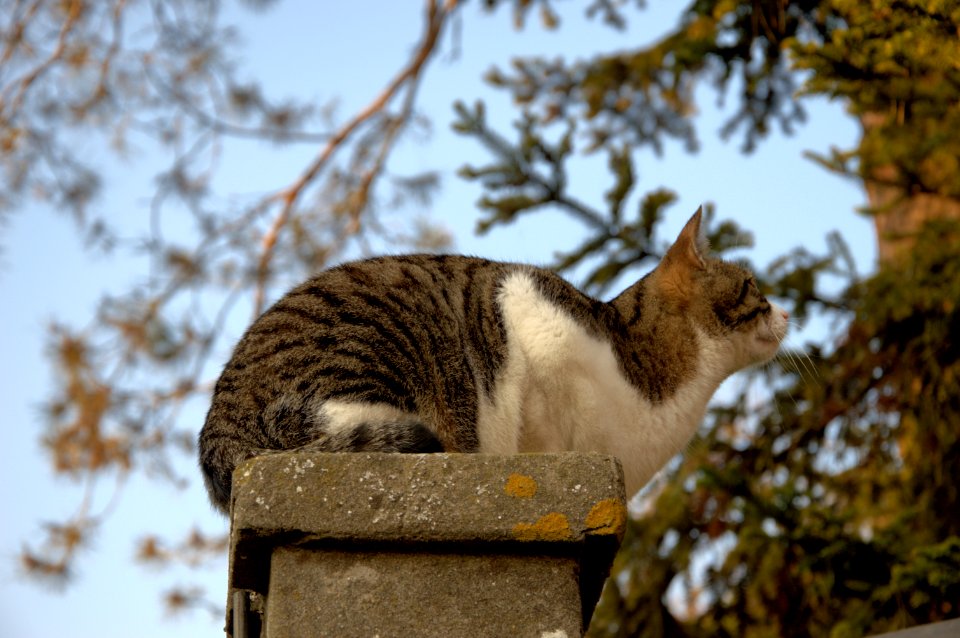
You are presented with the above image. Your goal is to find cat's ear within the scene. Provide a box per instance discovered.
[667,207,707,270]
[651,208,707,308]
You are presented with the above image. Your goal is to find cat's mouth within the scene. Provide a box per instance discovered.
[751,332,783,365]
[754,333,782,355]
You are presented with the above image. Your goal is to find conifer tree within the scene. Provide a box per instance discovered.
[454,1,960,634]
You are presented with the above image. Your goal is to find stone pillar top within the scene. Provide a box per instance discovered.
[231,452,626,546]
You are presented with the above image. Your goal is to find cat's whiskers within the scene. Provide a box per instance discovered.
[773,322,819,385]
[786,321,820,383]
[769,351,802,414]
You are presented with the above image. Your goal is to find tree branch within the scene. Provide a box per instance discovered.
[252,0,458,314]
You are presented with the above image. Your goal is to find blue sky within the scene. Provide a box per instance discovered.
[0,2,874,636]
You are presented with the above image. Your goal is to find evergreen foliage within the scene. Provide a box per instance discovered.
[457,1,960,635]
[587,221,960,637]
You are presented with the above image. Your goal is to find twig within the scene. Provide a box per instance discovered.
[347,64,425,234]
[1,0,83,122]
[0,0,42,67]
[251,0,457,315]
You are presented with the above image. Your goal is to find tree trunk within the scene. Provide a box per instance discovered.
[861,112,960,265]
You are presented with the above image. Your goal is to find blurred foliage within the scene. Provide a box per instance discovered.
[589,222,960,637]
[458,1,960,636]
[796,0,960,198]
[465,0,960,232]
[6,0,454,613]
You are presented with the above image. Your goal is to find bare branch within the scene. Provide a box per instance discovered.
[14,0,457,589]
[252,0,458,314]
[1,1,82,119]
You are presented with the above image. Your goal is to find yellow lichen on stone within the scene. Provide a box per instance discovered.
[512,512,573,541]
[504,473,538,498]
[584,498,626,538]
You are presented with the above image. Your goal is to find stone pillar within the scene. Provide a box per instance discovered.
[225,452,626,638]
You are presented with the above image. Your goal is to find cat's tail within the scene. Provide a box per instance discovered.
[295,420,444,455]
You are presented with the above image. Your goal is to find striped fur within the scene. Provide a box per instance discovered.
[198,211,788,513]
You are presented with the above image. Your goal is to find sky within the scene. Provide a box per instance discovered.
[0,2,875,637]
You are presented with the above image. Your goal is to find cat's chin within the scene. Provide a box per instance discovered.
[754,336,781,360]
[755,334,779,347]
[751,327,785,362]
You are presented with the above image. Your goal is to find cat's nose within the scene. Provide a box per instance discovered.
[779,308,790,321]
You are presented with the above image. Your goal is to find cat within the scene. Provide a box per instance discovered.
[198,209,788,513]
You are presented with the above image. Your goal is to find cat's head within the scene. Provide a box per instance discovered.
[649,208,789,375]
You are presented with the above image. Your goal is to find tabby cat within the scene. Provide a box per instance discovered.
[199,210,788,513]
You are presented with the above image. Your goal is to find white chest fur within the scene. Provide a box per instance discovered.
[477,271,728,496]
